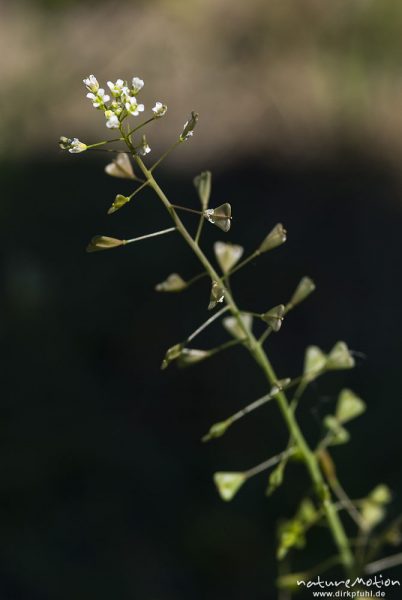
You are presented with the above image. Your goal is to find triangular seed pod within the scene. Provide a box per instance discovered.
[261,305,285,332]
[104,153,135,179]
[303,346,327,380]
[203,203,232,233]
[161,343,183,370]
[213,472,246,501]
[287,277,316,310]
[193,171,211,210]
[202,418,233,442]
[223,313,253,340]
[155,273,187,292]
[86,235,125,253]
[258,223,287,253]
[107,194,130,215]
[326,341,355,370]
[335,389,366,424]
[214,241,244,273]
[208,281,225,310]
[178,348,211,367]
[323,415,350,445]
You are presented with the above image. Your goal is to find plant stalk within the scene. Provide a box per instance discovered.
[130,151,355,577]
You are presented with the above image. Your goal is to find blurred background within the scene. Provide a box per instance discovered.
[1,0,402,598]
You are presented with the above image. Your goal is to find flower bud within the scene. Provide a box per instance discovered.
[86,235,125,253]
[83,74,99,93]
[59,136,71,150]
[213,472,246,501]
[258,223,287,253]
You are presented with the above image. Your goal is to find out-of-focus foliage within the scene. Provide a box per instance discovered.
[3,0,402,167]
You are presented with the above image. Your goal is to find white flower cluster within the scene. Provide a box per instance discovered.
[82,74,167,130]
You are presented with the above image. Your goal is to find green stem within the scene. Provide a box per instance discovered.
[130,152,356,577]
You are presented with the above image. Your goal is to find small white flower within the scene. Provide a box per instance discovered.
[125,96,145,116]
[105,111,119,129]
[132,77,144,94]
[83,74,99,93]
[86,88,110,108]
[107,79,125,97]
[68,138,87,153]
[152,102,167,118]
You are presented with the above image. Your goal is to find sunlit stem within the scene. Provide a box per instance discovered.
[127,180,150,200]
[150,139,182,173]
[87,148,126,154]
[87,137,123,149]
[245,447,296,479]
[290,378,309,411]
[259,326,273,345]
[365,552,402,575]
[186,306,230,343]
[365,514,402,563]
[209,338,242,357]
[124,227,176,245]
[195,213,205,244]
[224,250,260,280]
[318,449,365,530]
[171,204,202,216]
[127,117,156,139]
[186,271,208,287]
[332,478,366,530]
[129,151,356,577]
[304,555,342,580]
[230,389,279,423]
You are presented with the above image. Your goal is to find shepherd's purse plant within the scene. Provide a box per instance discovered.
[60,74,402,594]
